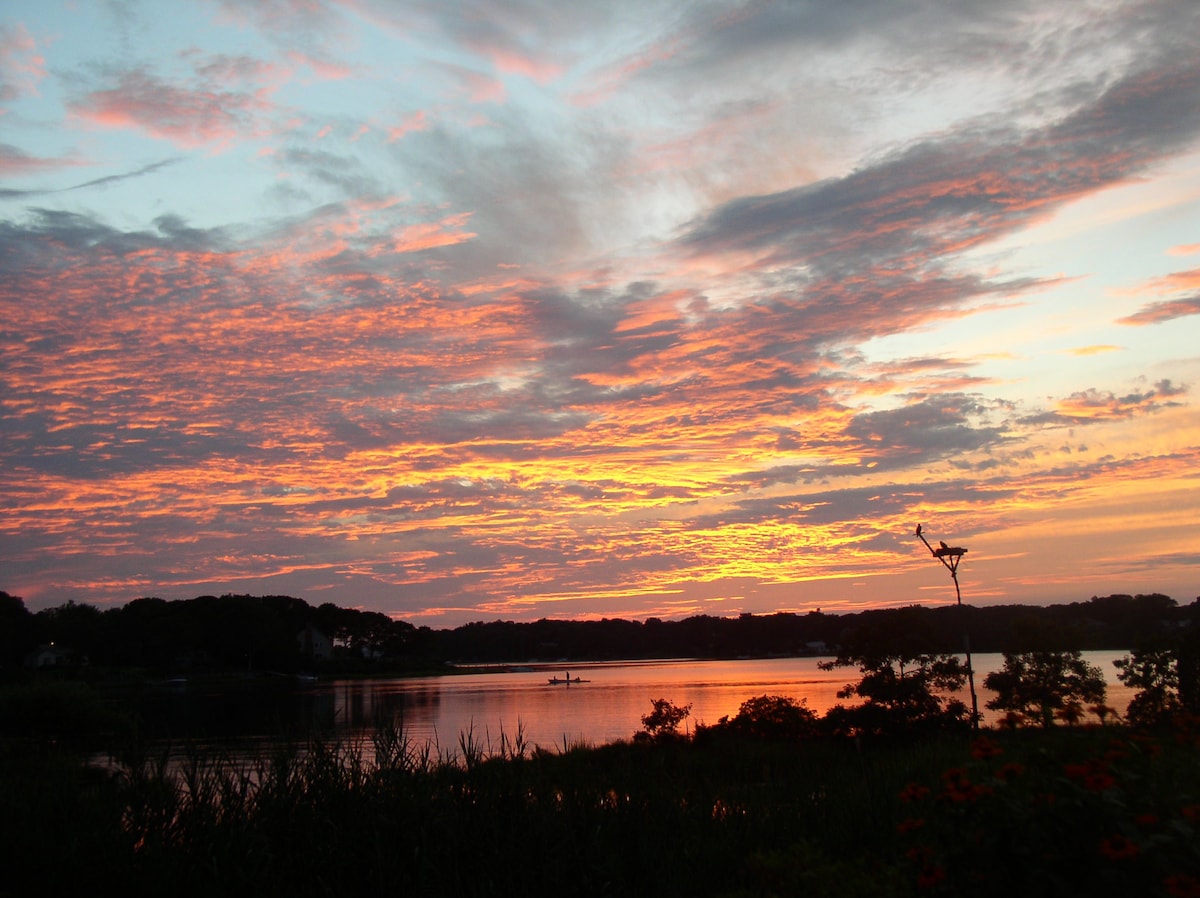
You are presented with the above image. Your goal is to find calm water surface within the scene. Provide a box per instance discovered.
[141,652,1136,759]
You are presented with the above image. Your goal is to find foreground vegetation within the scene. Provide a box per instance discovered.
[3,639,1199,897]
[3,704,1198,897]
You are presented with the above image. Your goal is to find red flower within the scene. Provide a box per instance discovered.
[1181,804,1200,822]
[896,817,926,833]
[906,845,934,864]
[917,865,947,889]
[899,782,931,803]
[1135,812,1160,828]
[1098,835,1139,861]
[939,767,991,803]
[1130,733,1163,756]
[996,762,1025,781]
[1165,874,1200,898]
[970,736,1003,759]
[1064,760,1116,791]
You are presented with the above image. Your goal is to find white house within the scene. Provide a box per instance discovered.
[296,625,332,660]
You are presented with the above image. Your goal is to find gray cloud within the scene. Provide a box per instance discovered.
[680,56,1200,288]
[1022,380,1189,427]
[847,395,1008,459]
[0,157,181,200]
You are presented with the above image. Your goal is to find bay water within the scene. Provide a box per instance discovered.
[132,651,1136,760]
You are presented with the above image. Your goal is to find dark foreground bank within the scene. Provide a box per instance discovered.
[3,703,1199,898]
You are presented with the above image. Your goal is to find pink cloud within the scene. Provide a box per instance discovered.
[286,49,354,81]
[387,109,430,142]
[0,23,45,103]
[191,52,285,85]
[486,48,562,84]
[1117,267,1200,326]
[569,36,681,108]
[1117,296,1200,326]
[435,62,505,104]
[1140,268,1200,293]
[463,69,506,104]
[384,213,477,254]
[0,144,81,176]
[212,0,343,39]
[69,69,275,149]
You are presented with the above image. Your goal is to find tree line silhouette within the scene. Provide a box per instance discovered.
[2,589,1195,679]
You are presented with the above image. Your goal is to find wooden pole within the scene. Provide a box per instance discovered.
[915,525,979,727]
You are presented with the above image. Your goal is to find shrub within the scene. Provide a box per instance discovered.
[708,694,818,741]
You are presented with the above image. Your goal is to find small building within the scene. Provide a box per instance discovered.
[296,625,332,660]
[24,643,74,668]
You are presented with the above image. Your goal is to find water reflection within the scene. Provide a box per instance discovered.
[329,681,443,732]
[129,653,1136,759]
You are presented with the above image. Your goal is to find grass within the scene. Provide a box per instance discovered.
[0,711,952,896]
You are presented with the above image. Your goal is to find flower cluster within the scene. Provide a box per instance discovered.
[1062,757,1116,791]
[895,725,1200,896]
[937,766,992,804]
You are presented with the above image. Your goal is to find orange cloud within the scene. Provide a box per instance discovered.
[382,213,477,254]
[1050,382,1185,421]
[1118,267,1200,325]
[1139,268,1200,293]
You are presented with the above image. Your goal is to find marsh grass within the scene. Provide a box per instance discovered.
[4,704,1196,898]
[1,711,966,898]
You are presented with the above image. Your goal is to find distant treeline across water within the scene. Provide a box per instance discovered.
[2,590,1192,679]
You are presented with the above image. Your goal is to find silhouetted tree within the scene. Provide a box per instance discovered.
[1115,645,1181,726]
[0,592,35,676]
[638,698,692,741]
[983,650,1106,727]
[1177,619,1200,712]
[820,650,972,736]
[35,601,109,664]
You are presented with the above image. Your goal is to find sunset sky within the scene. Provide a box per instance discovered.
[3,1,1198,627]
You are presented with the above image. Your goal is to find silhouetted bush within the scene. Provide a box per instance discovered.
[701,694,819,742]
